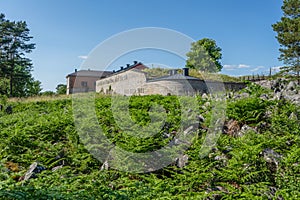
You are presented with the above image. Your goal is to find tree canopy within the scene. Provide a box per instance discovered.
[186,38,223,73]
[0,13,41,97]
[272,0,300,84]
[56,84,67,95]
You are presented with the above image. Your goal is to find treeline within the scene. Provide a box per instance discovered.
[0,13,41,97]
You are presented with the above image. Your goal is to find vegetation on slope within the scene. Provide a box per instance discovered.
[0,85,299,199]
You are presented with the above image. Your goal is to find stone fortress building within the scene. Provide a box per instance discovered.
[96,61,246,96]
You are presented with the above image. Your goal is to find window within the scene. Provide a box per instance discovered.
[81,81,88,87]
[137,88,144,93]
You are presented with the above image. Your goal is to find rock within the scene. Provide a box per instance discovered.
[223,120,240,137]
[175,154,189,168]
[257,80,272,89]
[204,101,211,108]
[5,105,12,114]
[183,125,196,137]
[264,110,273,118]
[274,87,281,93]
[286,81,296,91]
[100,160,109,171]
[264,186,284,200]
[228,92,234,99]
[214,154,228,165]
[23,162,46,181]
[202,93,209,99]
[52,165,63,172]
[233,93,249,100]
[237,124,256,137]
[261,148,282,173]
[272,78,282,89]
[222,146,233,154]
[259,94,269,101]
[163,132,171,139]
[274,92,283,100]
[289,112,298,120]
[197,114,205,122]
[256,121,268,133]
[241,92,250,98]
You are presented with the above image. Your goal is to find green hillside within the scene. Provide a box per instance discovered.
[0,85,299,199]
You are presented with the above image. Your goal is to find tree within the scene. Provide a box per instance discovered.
[272,0,300,84]
[27,80,42,96]
[56,84,67,95]
[41,91,55,96]
[0,13,37,97]
[186,38,223,73]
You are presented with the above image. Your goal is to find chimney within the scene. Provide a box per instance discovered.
[126,64,130,68]
[133,61,138,65]
[75,69,77,72]
[120,66,124,70]
[182,68,189,76]
[169,69,178,76]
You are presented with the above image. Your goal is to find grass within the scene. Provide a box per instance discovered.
[142,67,241,82]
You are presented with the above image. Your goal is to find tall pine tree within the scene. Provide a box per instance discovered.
[0,13,39,97]
[272,0,300,84]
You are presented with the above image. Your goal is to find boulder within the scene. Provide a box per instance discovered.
[289,112,298,120]
[5,105,12,114]
[197,114,205,123]
[286,81,296,91]
[259,94,269,101]
[203,101,211,108]
[23,162,46,181]
[202,93,209,99]
[52,165,63,172]
[237,124,257,137]
[100,160,109,171]
[175,154,189,168]
[223,120,240,137]
[261,148,282,173]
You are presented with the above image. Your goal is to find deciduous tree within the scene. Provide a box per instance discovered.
[186,38,222,73]
[56,84,67,95]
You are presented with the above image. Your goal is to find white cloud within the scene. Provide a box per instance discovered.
[238,64,250,69]
[223,64,250,70]
[250,66,265,72]
[271,66,282,72]
[78,55,88,60]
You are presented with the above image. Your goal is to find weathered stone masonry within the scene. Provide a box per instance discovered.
[96,67,246,96]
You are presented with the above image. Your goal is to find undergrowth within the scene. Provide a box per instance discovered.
[0,86,299,199]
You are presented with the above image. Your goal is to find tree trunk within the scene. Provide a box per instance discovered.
[297,70,300,85]
[9,74,13,97]
[297,56,300,85]
[9,54,14,97]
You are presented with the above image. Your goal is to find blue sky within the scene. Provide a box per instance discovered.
[0,0,283,91]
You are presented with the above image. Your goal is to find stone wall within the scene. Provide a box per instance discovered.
[96,70,147,95]
[96,69,246,96]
